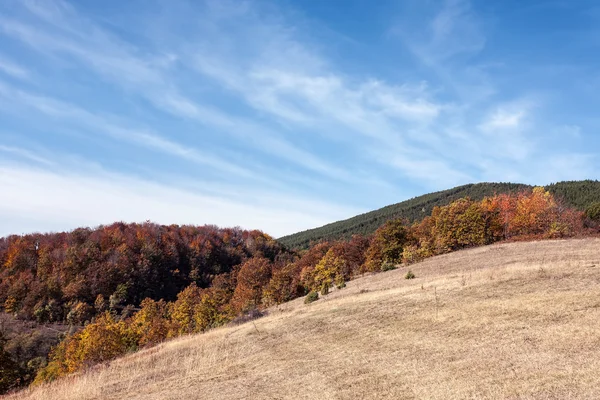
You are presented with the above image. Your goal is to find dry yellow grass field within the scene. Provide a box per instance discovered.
[7,238,600,400]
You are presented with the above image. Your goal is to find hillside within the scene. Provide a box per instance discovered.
[10,238,600,400]
[2,185,594,391]
[278,180,600,249]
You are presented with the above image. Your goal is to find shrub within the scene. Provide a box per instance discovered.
[380,262,397,272]
[304,291,319,304]
[405,270,416,280]
[334,274,346,289]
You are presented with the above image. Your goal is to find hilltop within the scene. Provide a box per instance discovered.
[9,238,600,400]
[278,180,600,249]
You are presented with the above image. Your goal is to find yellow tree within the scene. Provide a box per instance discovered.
[312,249,346,295]
[35,312,138,383]
[169,284,203,337]
[130,298,171,347]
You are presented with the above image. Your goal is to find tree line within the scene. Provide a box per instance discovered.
[279,180,600,249]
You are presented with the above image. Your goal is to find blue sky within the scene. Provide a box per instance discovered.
[0,0,598,237]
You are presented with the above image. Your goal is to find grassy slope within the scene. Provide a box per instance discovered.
[278,180,600,249]
[11,238,600,400]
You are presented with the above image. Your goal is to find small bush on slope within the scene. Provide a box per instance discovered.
[380,262,397,272]
[304,291,319,304]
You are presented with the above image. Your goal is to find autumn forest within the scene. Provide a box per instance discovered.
[1,183,600,393]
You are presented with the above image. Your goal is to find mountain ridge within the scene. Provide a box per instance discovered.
[278,180,600,249]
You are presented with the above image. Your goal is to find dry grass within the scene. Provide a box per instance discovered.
[7,238,600,400]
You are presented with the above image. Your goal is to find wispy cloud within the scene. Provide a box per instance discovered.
[428,0,486,61]
[482,109,526,130]
[0,0,597,237]
[479,99,535,132]
[0,144,53,165]
[0,55,29,79]
[391,0,491,103]
[0,82,260,181]
[177,3,470,185]
[0,1,359,185]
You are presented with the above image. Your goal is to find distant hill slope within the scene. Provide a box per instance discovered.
[12,238,600,400]
[279,180,600,249]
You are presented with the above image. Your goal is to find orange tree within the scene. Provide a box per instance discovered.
[230,257,272,314]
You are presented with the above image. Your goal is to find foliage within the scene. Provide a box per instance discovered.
[109,284,129,312]
[380,262,397,272]
[405,270,416,280]
[297,242,332,290]
[0,331,25,394]
[169,284,202,336]
[335,274,346,289]
[34,312,137,384]
[0,312,68,392]
[0,223,287,324]
[230,258,272,314]
[66,302,93,326]
[4,297,18,315]
[304,291,319,304]
[262,264,301,306]
[306,249,346,295]
[545,180,600,211]
[409,188,585,260]
[415,198,502,255]
[495,188,584,239]
[364,219,410,272]
[130,299,171,347]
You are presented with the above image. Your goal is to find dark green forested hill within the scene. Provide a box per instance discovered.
[546,180,600,210]
[278,180,600,249]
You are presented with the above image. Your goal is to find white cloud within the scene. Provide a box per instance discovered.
[480,109,526,130]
